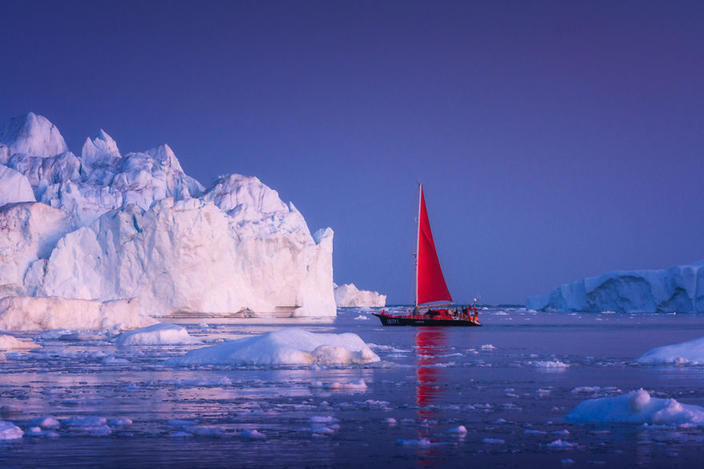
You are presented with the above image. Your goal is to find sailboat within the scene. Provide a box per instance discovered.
[373,184,481,327]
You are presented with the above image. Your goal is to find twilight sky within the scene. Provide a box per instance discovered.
[2,1,703,305]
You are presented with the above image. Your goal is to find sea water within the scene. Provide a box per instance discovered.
[2,307,704,467]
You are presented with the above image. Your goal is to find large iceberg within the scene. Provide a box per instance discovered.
[0,112,336,326]
[334,283,386,307]
[527,261,704,312]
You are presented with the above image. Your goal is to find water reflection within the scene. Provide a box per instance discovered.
[415,328,449,462]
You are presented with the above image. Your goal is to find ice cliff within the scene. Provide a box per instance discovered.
[527,260,704,312]
[0,112,335,324]
[334,283,386,307]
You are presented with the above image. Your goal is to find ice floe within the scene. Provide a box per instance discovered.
[566,389,704,425]
[166,328,380,367]
[636,336,704,365]
[114,323,199,346]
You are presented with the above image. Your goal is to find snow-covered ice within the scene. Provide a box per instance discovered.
[636,335,704,365]
[566,389,704,425]
[166,328,380,367]
[114,323,199,346]
[527,260,704,312]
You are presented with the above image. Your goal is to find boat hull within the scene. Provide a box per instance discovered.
[372,313,480,327]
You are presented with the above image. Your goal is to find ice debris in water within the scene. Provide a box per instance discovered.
[636,336,704,365]
[447,425,467,436]
[240,429,266,440]
[165,328,380,367]
[115,323,199,346]
[530,360,570,369]
[547,439,577,449]
[0,421,24,440]
[353,315,371,321]
[480,344,496,351]
[482,438,505,444]
[566,389,704,425]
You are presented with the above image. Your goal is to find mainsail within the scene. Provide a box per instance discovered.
[416,185,453,306]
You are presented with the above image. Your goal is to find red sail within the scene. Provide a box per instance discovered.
[416,186,453,305]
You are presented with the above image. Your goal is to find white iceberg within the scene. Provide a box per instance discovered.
[636,336,704,365]
[114,323,198,346]
[527,260,704,312]
[566,389,704,425]
[0,112,336,323]
[334,283,386,307]
[166,328,380,367]
[0,296,156,331]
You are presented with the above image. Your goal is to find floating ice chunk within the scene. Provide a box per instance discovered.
[240,429,266,440]
[166,328,380,367]
[480,344,496,351]
[115,323,199,346]
[37,417,60,429]
[530,360,570,369]
[482,438,505,444]
[524,429,547,435]
[447,425,467,436]
[353,315,371,321]
[566,389,704,425]
[102,355,129,365]
[636,336,704,365]
[334,283,386,307]
[0,334,40,351]
[0,421,24,440]
[322,379,368,391]
[108,417,132,427]
[547,439,577,449]
[396,438,432,447]
[384,417,397,426]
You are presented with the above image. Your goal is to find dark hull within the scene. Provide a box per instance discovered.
[373,313,480,327]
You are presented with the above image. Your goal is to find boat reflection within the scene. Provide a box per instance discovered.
[414,328,449,462]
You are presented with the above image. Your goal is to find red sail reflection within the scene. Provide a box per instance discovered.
[415,327,449,459]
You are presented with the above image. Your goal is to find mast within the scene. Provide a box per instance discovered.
[415,183,422,308]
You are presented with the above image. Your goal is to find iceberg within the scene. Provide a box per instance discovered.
[334,283,386,307]
[166,328,380,367]
[0,421,24,440]
[0,112,336,325]
[527,260,704,312]
[636,336,704,365]
[566,389,704,425]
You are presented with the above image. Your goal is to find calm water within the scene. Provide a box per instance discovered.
[2,307,704,468]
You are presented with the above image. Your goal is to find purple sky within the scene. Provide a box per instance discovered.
[2,1,703,304]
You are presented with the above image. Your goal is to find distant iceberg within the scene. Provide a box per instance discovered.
[527,260,704,312]
[334,283,386,307]
[0,112,336,328]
